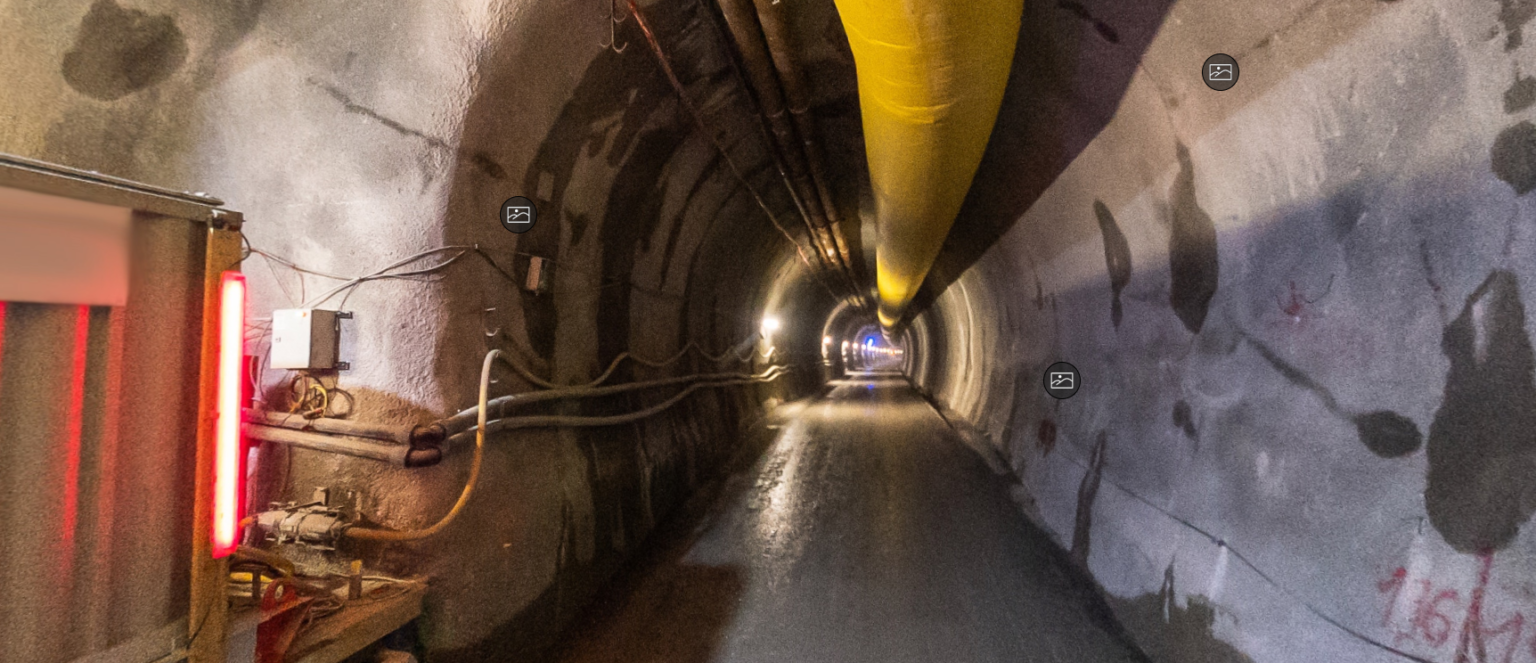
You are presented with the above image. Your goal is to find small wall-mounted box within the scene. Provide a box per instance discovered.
[270,308,349,370]
[525,255,552,294]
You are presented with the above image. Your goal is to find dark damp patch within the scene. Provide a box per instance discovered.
[1057,0,1121,44]
[1499,0,1536,50]
[660,153,723,270]
[1492,122,1536,195]
[1505,75,1536,113]
[1070,432,1108,567]
[469,151,509,180]
[568,212,590,249]
[1094,199,1133,328]
[1167,143,1219,334]
[1426,270,1536,554]
[1108,564,1256,663]
[226,0,267,41]
[517,41,656,359]
[1326,187,1366,240]
[1034,279,1047,310]
[1038,419,1058,455]
[1172,400,1197,439]
[1354,411,1422,458]
[61,0,187,101]
[1246,334,1423,458]
[595,122,690,364]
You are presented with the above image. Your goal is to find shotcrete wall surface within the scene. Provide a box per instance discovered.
[2,0,835,659]
[915,1,1536,661]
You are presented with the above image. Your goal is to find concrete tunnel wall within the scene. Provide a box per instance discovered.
[10,0,1536,662]
[909,0,1536,661]
[0,0,840,659]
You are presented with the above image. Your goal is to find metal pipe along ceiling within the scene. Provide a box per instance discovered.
[832,0,1025,329]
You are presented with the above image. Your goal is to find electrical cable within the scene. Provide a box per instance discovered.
[469,367,787,436]
[498,339,757,390]
[344,349,502,542]
[344,359,785,541]
[241,241,763,390]
[440,366,789,451]
[436,365,788,441]
[302,247,472,309]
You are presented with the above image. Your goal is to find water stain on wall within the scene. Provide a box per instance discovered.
[1109,565,1255,663]
[1505,75,1536,113]
[1167,143,1219,334]
[1325,188,1365,240]
[1498,0,1536,51]
[1172,400,1197,439]
[1095,199,1133,328]
[61,0,188,101]
[521,32,670,359]
[1071,431,1108,567]
[1491,121,1536,194]
[1038,419,1058,455]
[470,151,510,180]
[1425,270,1536,554]
[1244,334,1422,458]
[596,122,690,362]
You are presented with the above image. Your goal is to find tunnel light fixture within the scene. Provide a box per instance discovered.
[761,315,781,338]
[212,271,246,559]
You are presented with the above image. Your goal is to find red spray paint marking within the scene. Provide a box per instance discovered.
[1380,567,1410,630]
[1281,281,1306,317]
[1416,584,1462,647]
[1379,556,1531,663]
[1277,276,1335,319]
[1456,552,1495,663]
[1483,612,1524,663]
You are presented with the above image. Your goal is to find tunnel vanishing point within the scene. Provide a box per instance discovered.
[3,0,1536,662]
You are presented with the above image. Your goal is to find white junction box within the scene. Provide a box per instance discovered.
[270,308,348,370]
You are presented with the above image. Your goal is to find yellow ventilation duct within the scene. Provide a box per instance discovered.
[832,0,1025,328]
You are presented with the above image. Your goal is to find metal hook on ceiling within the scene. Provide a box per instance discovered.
[600,0,628,53]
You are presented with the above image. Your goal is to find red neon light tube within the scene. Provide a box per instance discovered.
[212,271,246,558]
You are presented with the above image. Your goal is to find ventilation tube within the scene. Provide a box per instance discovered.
[831,0,1025,329]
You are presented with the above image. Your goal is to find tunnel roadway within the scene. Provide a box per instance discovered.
[544,376,1150,663]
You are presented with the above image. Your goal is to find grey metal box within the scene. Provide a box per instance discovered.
[270,308,344,370]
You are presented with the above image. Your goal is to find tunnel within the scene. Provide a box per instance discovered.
[3,0,1536,662]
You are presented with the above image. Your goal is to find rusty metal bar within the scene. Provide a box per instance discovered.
[189,225,242,663]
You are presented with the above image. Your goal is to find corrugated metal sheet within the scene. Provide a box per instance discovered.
[0,212,209,663]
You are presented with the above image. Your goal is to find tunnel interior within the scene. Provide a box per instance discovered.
[5,0,1536,662]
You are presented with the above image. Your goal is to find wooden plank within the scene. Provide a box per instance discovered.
[285,584,425,663]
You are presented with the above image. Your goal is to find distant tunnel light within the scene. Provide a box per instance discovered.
[761,315,781,338]
[213,271,246,559]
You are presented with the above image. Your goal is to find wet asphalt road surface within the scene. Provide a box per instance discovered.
[546,377,1149,663]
